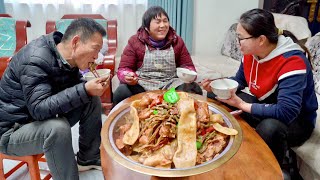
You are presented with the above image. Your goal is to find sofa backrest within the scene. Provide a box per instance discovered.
[272,13,311,41]
[306,34,320,95]
[55,19,108,35]
[0,14,31,78]
[221,23,242,62]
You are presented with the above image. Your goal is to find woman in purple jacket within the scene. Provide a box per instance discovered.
[113,6,202,105]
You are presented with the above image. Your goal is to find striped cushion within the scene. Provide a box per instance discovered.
[306,33,320,95]
[221,23,242,62]
[0,17,16,57]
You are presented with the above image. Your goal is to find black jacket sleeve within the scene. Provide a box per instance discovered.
[20,56,91,121]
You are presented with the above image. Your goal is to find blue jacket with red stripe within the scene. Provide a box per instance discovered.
[233,36,318,126]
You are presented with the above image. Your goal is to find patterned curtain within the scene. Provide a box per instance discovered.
[0,0,5,13]
[148,0,194,53]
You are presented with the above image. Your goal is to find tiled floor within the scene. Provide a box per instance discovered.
[3,114,108,180]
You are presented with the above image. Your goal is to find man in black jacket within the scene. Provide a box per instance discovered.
[0,18,108,179]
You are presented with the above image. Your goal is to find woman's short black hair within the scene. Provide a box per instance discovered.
[62,18,106,42]
[142,6,169,30]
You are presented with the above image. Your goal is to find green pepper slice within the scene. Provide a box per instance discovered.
[163,88,180,104]
[153,109,158,115]
[196,141,202,150]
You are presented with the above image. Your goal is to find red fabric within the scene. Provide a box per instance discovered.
[117,27,195,83]
[243,54,306,99]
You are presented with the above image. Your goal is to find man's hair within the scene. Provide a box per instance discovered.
[142,6,169,30]
[61,18,106,42]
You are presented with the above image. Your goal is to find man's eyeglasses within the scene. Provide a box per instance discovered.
[237,36,254,43]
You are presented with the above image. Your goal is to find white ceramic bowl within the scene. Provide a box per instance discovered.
[210,79,238,99]
[176,68,197,83]
[83,69,111,81]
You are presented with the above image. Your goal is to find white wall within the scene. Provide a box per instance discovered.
[193,0,261,57]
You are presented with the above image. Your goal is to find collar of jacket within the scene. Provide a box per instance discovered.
[47,31,78,72]
[137,26,177,50]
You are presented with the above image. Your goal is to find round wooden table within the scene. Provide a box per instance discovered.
[101,92,283,180]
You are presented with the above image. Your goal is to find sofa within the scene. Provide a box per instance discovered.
[293,32,320,180]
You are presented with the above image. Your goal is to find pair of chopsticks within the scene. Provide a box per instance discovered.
[92,69,100,78]
[89,63,100,78]
[87,62,109,86]
[208,77,228,81]
[125,74,159,84]
[137,77,159,84]
[230,110,243,116]
[197,77,228,84]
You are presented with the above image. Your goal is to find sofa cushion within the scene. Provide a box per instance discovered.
[191,55,240,79]
[194,63,222,83]
[305,33,320,94]
[273,13,311,40]
[221,23,242,61]
[294,33,320,179]
[293,94,320,178]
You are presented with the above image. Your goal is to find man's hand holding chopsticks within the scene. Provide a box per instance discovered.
[85,76,110,96]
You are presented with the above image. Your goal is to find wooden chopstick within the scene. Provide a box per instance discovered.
[92,69,100,78]
[137,77,159,84]
[125,74,159,84]
[230,110,243,116]
[208,77,228,81]
[89,62,100,78]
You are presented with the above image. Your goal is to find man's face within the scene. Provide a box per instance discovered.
[72,32,103,70]
[148,13,169,41]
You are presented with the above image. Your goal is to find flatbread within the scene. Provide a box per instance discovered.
[173,93,197,168]
[212,122,238,135]
[123,100,140,145]
[143,140,177,167]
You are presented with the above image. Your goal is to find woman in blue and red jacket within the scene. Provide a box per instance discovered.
[202,9,318,167]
